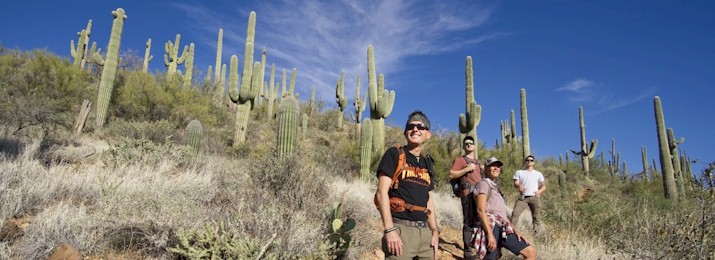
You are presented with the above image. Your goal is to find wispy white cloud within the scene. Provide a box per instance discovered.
[172,0,498,102]
[556,78,656,114]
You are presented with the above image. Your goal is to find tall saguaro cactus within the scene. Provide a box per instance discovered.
[519,88,531,158]
[336,72,348,128]
[459,56,482,159]
[520,88,530,159]
[95,8,126,128]
[228,11,259,146]
[164,34,188,77]
[180,43,195,89]
[654,96,678,200]
[641,146,649,180]
[214,28,223,85]
[570,106,598,176]
[367,45,395,153]
[667,128,686,198]
[70,20,92,69]
[278,96,299,157]
[266,63,278,119]
[360,119,373,180]
[143,38,153,73]
[353,75,367,137]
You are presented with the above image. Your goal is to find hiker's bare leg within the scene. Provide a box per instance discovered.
[520,245,537,260]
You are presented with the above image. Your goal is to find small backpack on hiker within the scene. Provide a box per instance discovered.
[373,145,435,215]
[451,155,481,197]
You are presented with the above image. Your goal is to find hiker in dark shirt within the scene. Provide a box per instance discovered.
[375,111,440,259]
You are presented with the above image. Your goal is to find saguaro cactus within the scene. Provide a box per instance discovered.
[266,63,278,119]
[142,38,153,73]
[520,88,531,159]
[510,110,517,145]
[186,119,202,153]
[278,96,299,157]
[367,45,395,154]
[301,113,308,140]
[228,11,259,145]
[214,28,223,85]
[353,75,367,137]
[654,96,678,200]
[360,119,373,180]
[164,34,188,77]
[459,56,482,159]
[667,128,686,198]
[86,42,99,72]
[180,43,195,89]
[336,72,348,128]
[95,8,126,128]
[570,106,598,176]
[70,20,92,69]
[641,146,649,181]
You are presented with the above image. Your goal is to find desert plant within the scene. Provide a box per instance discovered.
[186,119,202,153]
[326,202,356,259]
[335,72,348,128]
[142,38,153,73]
[95,8,127,128]
[458,56,482,160]
[571,106,598,176]
[163,34,188,78]
[367,45,395,154]
[277,96,299,157]
[520,88,530,159]
[654,96,678,200]
[360,119,373,180]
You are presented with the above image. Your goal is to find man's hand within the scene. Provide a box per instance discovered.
[385,230,403,256]
[431,232,440,259]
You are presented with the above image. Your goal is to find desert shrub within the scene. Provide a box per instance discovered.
[101,138,193,168]
[0,49,95,138]
[104,118,178,144]
[170,222,277,259]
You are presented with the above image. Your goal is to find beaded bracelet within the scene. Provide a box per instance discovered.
[384,226,398,234]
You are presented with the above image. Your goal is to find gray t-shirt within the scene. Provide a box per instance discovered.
[473,179,509,221]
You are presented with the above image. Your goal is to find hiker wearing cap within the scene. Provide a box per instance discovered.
[449,136,482,259]
[376,110,440,259]
[510,155,546,233]
[473,157,537,260]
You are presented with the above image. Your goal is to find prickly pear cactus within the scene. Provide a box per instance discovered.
[186,119,202,153]
[95,8,126,128]
[278,96,299,157]
[327,202,355,258]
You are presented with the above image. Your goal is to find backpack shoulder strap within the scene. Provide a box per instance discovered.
[390,145,406,189]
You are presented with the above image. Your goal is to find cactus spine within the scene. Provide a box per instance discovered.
[570,106,598,176]
[186,119,202,153]
[95,9,126,128]
[360,119,373,180]
[367,45,395,154]
[520,88,530,159]
[214,28,223,85]
[164,34,188,78]
[459,56,482,159]
[278,96,299,157]
[266,63,278,119]
[667,128,686,198]
[336,72,348,128]
[654,96,678,200]
[181,43,195,89]
[142,38,153,73]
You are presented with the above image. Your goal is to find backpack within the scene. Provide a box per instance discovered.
[451,156,481,197]
[373,145,435,214]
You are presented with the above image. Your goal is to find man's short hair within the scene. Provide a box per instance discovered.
[525,155,535,161]
[463,136,475,143]
[405,110,430,130]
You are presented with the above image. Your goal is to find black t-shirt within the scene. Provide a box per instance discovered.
[377,146,435,221]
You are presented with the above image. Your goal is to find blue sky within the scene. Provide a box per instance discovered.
[1,1,713,175]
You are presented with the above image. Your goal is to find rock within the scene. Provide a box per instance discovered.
[48,243,82,260]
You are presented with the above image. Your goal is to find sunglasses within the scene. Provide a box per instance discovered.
[405,123,429,131]
[463,141,474,145]
[525,159,535,162]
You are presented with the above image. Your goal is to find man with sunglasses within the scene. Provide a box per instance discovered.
[449,136,482,259]
[510,155,546,234]
[376,110,441,259]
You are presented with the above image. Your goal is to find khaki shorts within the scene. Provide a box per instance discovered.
[382,220,435,260]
